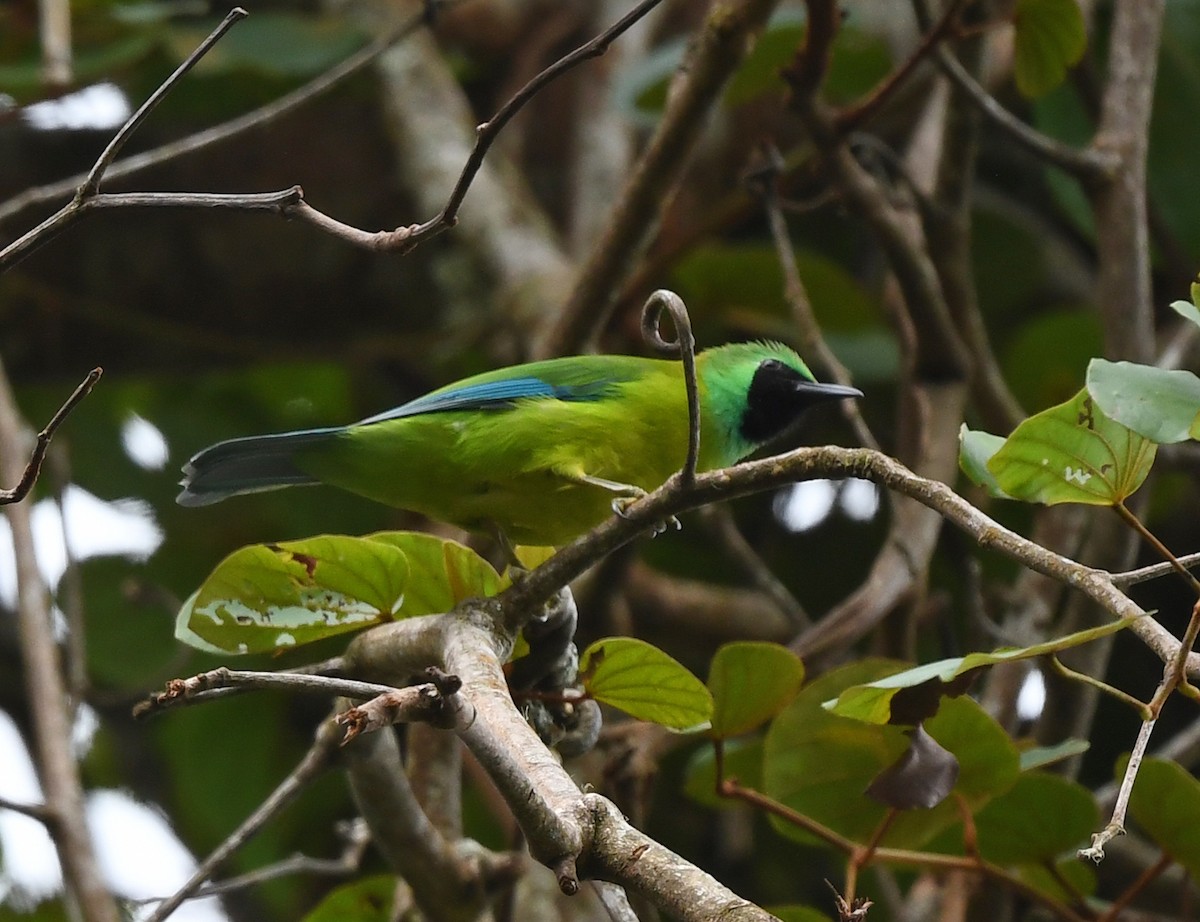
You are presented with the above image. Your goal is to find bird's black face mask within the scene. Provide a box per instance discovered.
[740,359,862,444]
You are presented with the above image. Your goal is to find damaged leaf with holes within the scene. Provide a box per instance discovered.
[177,531,505,654]
[984,388,1156,506]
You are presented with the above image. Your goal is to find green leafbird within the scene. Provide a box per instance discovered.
[178,342,861,545]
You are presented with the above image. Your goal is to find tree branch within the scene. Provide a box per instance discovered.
[537,0,783,357]
[0,359,117,922]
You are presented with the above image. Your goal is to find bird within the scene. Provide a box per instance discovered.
[177,342,861,546]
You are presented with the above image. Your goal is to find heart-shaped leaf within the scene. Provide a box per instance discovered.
[708,642,805,739]
[987,388,1156,506]
[579,637,713,731]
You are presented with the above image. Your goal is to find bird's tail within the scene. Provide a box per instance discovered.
[177,427,342,507]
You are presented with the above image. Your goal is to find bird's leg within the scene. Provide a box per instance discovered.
[557,468,680,534]
[490,526,525,573]
[567,472,648,513]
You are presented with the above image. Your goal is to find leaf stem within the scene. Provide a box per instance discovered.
[1048,655,1152,720]
[1113,501,1200,596]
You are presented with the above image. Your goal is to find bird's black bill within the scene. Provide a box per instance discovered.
[793,380,863,401]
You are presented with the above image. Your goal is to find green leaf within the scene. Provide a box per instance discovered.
[1017,859,1096,902]
[178,532,504,654]
[827,619,1133,725]
[708,642,805,738]
[1171,296,1200,331]
[1127,757,1200,878]
[366,531,506,612]
[1019,738,1089,771]
[958,425,1011,497]
[579,637,713,731]
[763,661,1018,849]
[987,388,1157,506]
[1013,0,1086,97]
[973,772,1097,866]
[1088,359,1200,444]
[302,874,394,922]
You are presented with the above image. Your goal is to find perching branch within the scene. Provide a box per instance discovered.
[496,445,1197,675]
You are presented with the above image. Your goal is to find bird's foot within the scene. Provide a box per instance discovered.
[611,493,680,536]
[651,515,683,536]
[610,488,649,518]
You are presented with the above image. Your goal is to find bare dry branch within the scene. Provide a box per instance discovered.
[0,367,100,505]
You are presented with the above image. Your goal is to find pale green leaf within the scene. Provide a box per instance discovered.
[958,425,1011,497]
[1087,359,1200,444]
[1171,297,1200,331]
[1127,757,1200,878]
[1019,738,1089,771]
[580,637,713,731]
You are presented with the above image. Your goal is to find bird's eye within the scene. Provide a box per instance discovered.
[761,359,785,371]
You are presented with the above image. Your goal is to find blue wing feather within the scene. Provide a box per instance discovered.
[355,376,616,426]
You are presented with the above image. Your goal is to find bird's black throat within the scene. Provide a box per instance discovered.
[740,359,850,445]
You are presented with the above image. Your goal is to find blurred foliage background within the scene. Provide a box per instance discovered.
[2,0,1200,919]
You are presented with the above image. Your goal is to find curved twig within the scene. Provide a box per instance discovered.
[640,290,700,484]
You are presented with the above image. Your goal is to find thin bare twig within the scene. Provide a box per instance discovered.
[380,0,665,253]
[0,6,433,228]
[0,795,54,823]
[133,667,401,718]
[135,819,371,903]
[930,44,1116,182]
[0,11,248,270]
[145,716,343,922]
[82,8,247,196]
[835,0,967,133]
[698,506,812,629]
[0,367,101,505]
